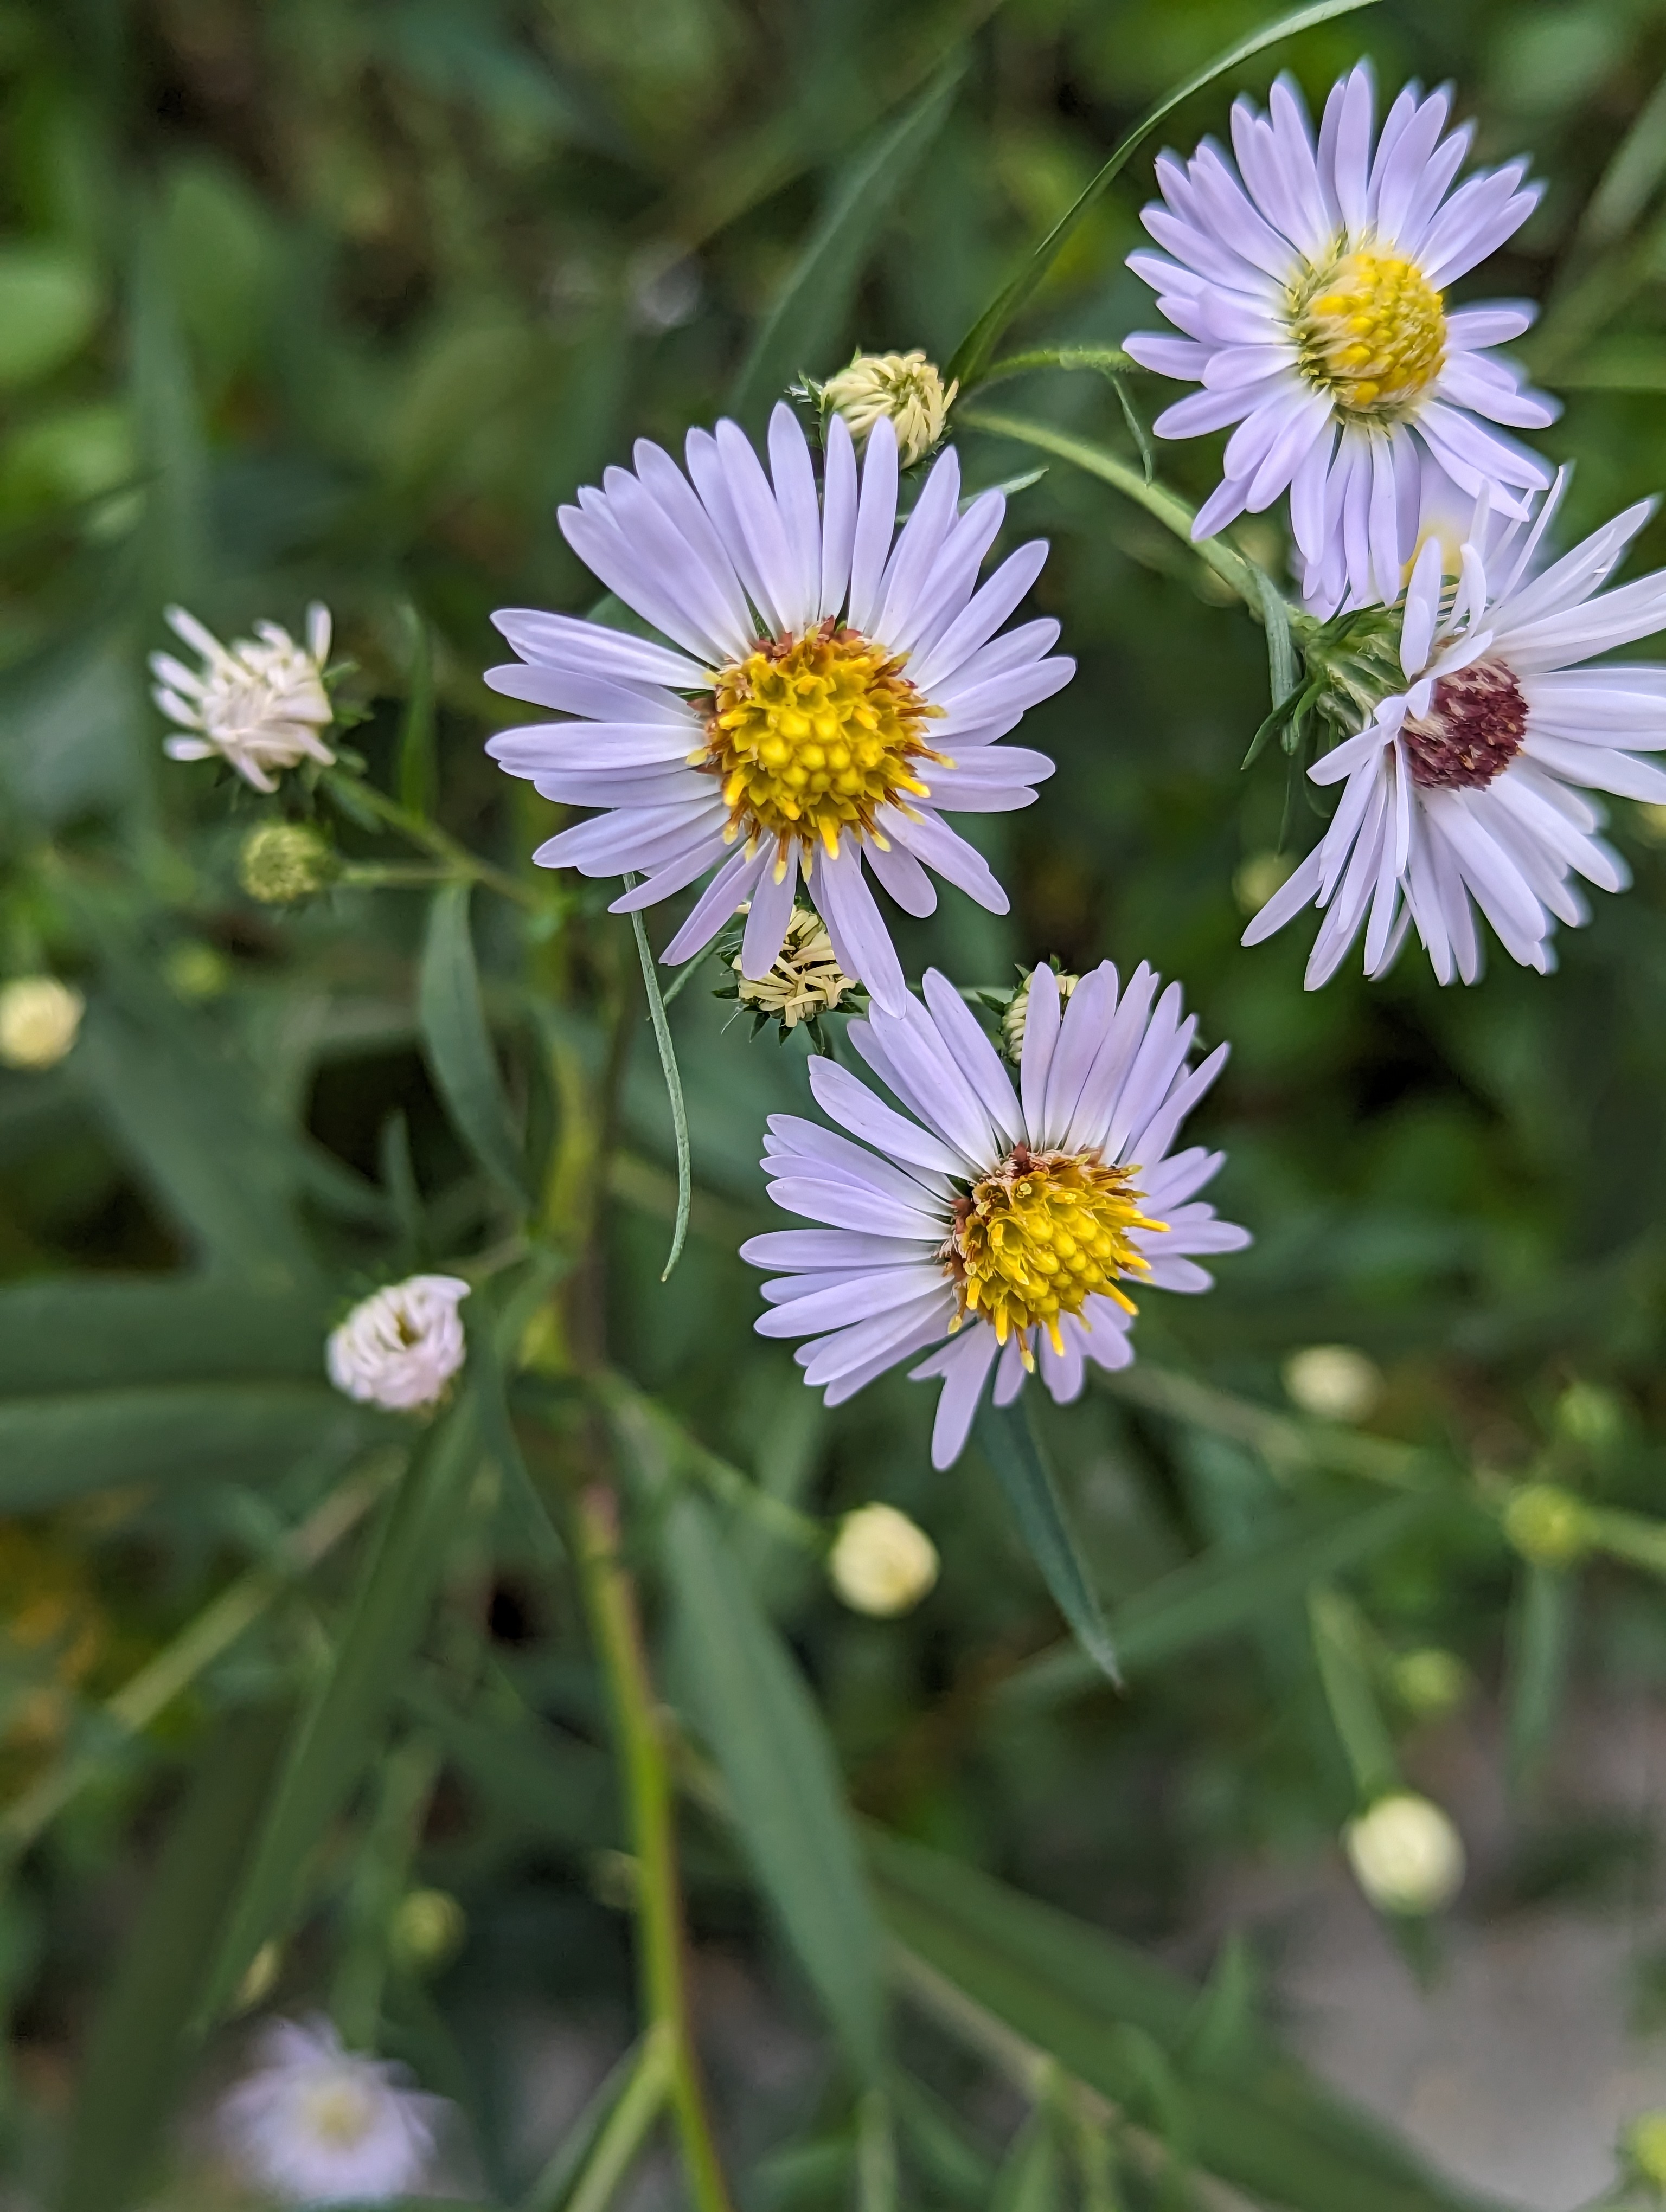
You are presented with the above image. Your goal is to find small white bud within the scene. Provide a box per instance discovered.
[1344,1792,1464,1915]
[818,350,956,468]
[327,1275,470,1413]
[829,1504,939,1618]
[0,977,84,1071]
[1282,1343,1383,1423]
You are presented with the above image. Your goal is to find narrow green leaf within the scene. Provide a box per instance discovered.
[946,0,1381,389]
[418,882,529,1207]
[56,1706,292,2212]
[0,1275,333,1395]
[626,898,692,1279]
[664,1490,886,2079]
[974,1399,1119,1685]
[1252,560,1297,708]
[870,1831,1504,2212]
[1308,1585,1400,1804]
[992,2100,1065,2212]
[1504,1562,1575,1789]
[396,605,438,820]
[729,54,965,423]
[200,1399,481,2022]
[1572,66,1666,252]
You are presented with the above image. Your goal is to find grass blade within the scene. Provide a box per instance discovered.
[1505,1562,1576,1790]
[729,54,965,423]
[664,1490,886,2080]
[974,1398,1118,1686]
[946,0,1381,390]
[627,901,693,1280]
[1308,1585,1399,1803]
[419,881,530,1208]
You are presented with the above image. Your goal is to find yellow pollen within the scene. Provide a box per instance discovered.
[1293,246,1445,418]
[696,619,947,865]
[300,2080,376,2148]
[944,1144,1167,1362]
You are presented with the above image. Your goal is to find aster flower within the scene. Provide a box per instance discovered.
[219,2016,446,2204]
[1244,475,1666,985]
[151,604,335,793]
[1124,63,1556,614]
[742,962,1248,1468]
[326,1275,470,1413]
[483,403,1069,1015]
[729,901,857,1033]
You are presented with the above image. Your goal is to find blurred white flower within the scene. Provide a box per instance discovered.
[326,1275,470,1412]
[829,1503,940,1616]
[152,602,335,794]
[1344,1791,1464,1914]
[0,976,84,1070]
[1282,1343,1382,1422]
[818,349,957,468]
[220,2016,445,2204]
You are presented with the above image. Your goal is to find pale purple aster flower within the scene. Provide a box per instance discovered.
[326,1274,470,1412]
[219,2016,447,2204]
[1244,474,1666,985]
[483,404,1071,1015]
[742,963,1249,1468]
[1124,63,1557,615]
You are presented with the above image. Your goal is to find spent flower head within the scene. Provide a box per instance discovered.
[718,901,858,1040]
[327,1275,470,1413]
[219,2016,446,2204]
[813,349,958,468]
[0,976,84,1071]
[152,602,335,794]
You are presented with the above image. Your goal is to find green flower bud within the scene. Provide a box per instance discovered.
[240,821,337,904]
[390,1887,466,1971]
[1503,1482,1590,1568]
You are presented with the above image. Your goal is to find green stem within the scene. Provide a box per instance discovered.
[975,345,1139,388]
[563,2023,676,2212]
[323,767,541,911]
[575,1484,736,2212]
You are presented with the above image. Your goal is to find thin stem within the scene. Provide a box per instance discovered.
[575,1484,736,2212]
[563,2023,676,2212]
[323,767,542,911]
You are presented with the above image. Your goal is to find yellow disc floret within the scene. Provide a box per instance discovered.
[699,619,947,868]
[1294,246,1446,417]
[946,1144,1167,1361]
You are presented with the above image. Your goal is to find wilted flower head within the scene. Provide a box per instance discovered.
[817,349,957,468]
[152,602,335,794]
[731,903,856,1034]
[1344,1791,1465,1915]
[829,1503,940,1616]
[326,1275,470,1413]
[241,821,338,904]
[0,977,84,1071]
[219,2016,446,2204]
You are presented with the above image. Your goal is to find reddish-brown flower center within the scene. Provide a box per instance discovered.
[1401,659,1527,791]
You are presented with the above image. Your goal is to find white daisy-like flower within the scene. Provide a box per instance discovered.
[483,403,1071,1015]
[326,1274,470,1413]
[1124,63,1556,615]
[742,962,1249,1468]
[1244,474,1666,985]
[151,603,335,793]
[219,2016,446,2204]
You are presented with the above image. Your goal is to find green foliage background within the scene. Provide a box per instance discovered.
[3,0,1666,2204]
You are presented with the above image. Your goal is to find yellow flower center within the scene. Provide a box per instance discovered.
[698,620,947,868]
[300,2080,376,2147]
[1293,247,1446,417]
[946,1145,1166,1360]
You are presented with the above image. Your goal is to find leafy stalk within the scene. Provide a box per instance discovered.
[625,888,693,1281]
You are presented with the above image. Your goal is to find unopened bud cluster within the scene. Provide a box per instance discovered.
[815,350,957,469]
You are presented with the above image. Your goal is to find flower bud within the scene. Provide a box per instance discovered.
[1391,1647,1469,1720]
[164,941,231,1000]
[1503,1481,1589,1568]
[818,350,956,468]
[327,1275,471,1413]
[390,1888,465,1971]
[233,1940,283,2014]
[1282,1343,1383,1424]
[1344,1792,1464,1915]
[1553,1379,1625,1454]
[829,1503,939,1618]
[731,903,855,1036]
[0,976,84,1070]
[1002,968,1078,1065]
[241,821,337,904]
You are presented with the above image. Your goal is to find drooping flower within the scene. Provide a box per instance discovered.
[326,1275,470,1413]
[483,404,1069,1015]
[816,350,958,468]
[1243,475,1666,985]
[0,977,84,1070]
[152,603,336,793]
[219,2016,447,2204]
[1124,64,1556,615]
[742,963,1249,1468]
[828,1502,940,1616]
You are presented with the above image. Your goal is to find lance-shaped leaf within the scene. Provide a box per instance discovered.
[419,881,530,1208]
[974,1399,1118,1685]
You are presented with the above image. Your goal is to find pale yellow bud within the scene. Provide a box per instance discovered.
[1344,1792,1464,1915]
[390,1887,466,1970]
[1391,1647,1469,1719]
[819,350,957,468]
[240,821,336,904]
[165,941,231,1000]
[1502,1482,1589,1568]
[734,903,855,1031]
[829,1504,939,1618]
[0,977,85,1070]
[1282,1344,1382,1424]
[1002,969,1077,1065]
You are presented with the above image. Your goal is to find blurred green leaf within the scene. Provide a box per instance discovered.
[200,1396,482,2022]
[1309,1585,1400,1804]
[419,882,530,1208]
[975,1399,1119,1685]
[56,1705,292,2212]
[872,1832,1504,2212]
[1505,1564,1577,1789]
[946,0,1381,389]
[0,246,100,387]
[992,2100,1065,2212]
[729,54,965,424]
[665,1490,886,2081]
